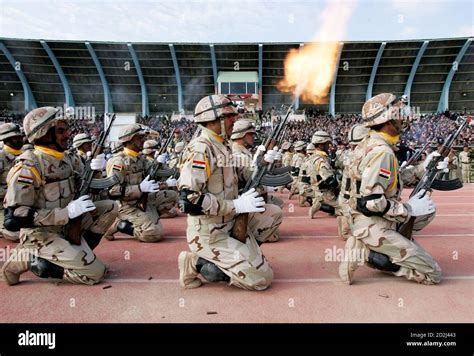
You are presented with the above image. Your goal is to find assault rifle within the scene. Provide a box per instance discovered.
[66,113,117,245]
[399,116,471,240]
[231,104,294,243]
[136,133,175,211]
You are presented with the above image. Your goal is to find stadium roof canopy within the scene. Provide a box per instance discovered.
[0,37,472,115]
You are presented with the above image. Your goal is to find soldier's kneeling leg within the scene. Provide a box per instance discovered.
[196,257,230,283]
[367,251,400,272]
[29,256,64,279]
[117,220,134,236]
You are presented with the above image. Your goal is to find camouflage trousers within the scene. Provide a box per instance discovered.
[352,214,441,284]
[461,164,470,183]
[336,195,351,240]
[15,200,118,285]
[0,209,20,242]
[309,189,339,218]
[105,190,178,242]
[186,204,280,290]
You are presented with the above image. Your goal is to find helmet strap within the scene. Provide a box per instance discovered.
[219,117,227,140]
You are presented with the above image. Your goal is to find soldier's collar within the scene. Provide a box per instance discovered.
[34,145,65,160]
[3,144,22,156]
[315,150,328,157]
[370,130,400,145]
[124,147,140,158]
[201,126,225,144]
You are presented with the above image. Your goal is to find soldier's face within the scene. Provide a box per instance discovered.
[243,132,255,147]
[5,135,24,150]
[131,134,146,150]
[54,121,71,151]
[81,142,92,153]
[223,114,239,137]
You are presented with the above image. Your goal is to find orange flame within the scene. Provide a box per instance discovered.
[278,1,356,104]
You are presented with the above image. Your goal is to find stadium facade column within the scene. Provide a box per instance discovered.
[40,40,75,108]
[294,43,304,110]
[169,44,183,114]
[258,44,263,110]
[0,41,37,111]
[437,38,472,113]
[85,42,114,113]
[127,43,149,117]
[329,42,344,117]
[210,44,218,94]
[404,40,429,107]
[366,42,386,102]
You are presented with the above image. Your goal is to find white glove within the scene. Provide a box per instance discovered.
[264,149,279,164]
[400,161,408,170]
[405,190,436,217]
[67,195,96,219]
[165,177,177,187]
[90,153,106,171]
[233,188,266,214]
[423,152,449,172]
[140,175,160,193]
[156,154,167,164]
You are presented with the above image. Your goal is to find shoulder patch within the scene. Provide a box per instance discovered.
[379,168,391,179]
[17,173,34,185]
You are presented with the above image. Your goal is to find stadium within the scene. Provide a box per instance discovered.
[0,0,472,350]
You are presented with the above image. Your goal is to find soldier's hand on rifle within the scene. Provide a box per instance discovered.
[140,175,160,193]
[233,188,266,214]
[90,153,107,171]
[264,148,280,164]
[423,152,449,172]
[155,153,167,164]
[67,195,96,219]
[165,177,177,187]
[405,189,436,217]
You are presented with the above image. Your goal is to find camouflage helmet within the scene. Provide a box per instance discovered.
[230,119,256,140]
[294,140,306,151]
[348,124,369,144]
[118,123,148,143]
[311,130,331,145]
[0,123,22,141]
[281,141,291,151]
[143,139,159,155]
[21,143,34,151]
[194,95,238,123]
[174,141,185,153]
[109,141,123,154]
[306,143,316,154]
[23,107,62,143]
[362,93,409,127]
[72,133,93,149]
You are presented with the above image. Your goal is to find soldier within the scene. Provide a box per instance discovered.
[72,133,93,165]
[336,124,369,240]
[143,139,159,165]
[177,95,279,291]
[288,141,306,200]
[106,124,178,242]
[1,107,118,286]
[168,141,185,169]
[231,119,283,242]
[278,141,293,193]
[459,145,471,183]
[0,123,24,241]
[307,131,339,219]
[298,143,315,207]
[339,93,443,285]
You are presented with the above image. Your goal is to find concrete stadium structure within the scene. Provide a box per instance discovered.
[0,37,472,115]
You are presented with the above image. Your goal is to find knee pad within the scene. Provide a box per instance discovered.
[368,251,400,272]
[117,220,134,236]
[29,257,64,279]
[320,204,336,215]
[83,231,103,250]
[196,258,230,283]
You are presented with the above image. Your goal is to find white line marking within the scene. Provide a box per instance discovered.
[106,275,474,284]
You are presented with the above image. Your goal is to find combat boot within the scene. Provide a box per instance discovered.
[298,195,306,207]
[178,251,202,289]
[308,204,319,219]
[1,247,29,286]
[159,207,179,219]
[339,235,369,285]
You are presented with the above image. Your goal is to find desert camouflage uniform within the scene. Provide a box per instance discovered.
[459,150,470,183]
[308,150,339,217]
[4,147,118,284]
[0,146,21,241]
[348,131,441,284]
[106,149,177,242]
[337,148,356,240]
[178,126,276,290]
[288,149,305,199]
[298,151,315,206]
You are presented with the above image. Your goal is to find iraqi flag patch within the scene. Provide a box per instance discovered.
[192,160,206,170]
[17,175,34,185]
[379,168,391,179]
[113,164,123,171]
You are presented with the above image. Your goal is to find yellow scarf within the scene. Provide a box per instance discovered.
[124,147,140,158]
[315,150,328,157]
[34,145,65,160]
[373,131,400,145]
[4,145,22,156]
